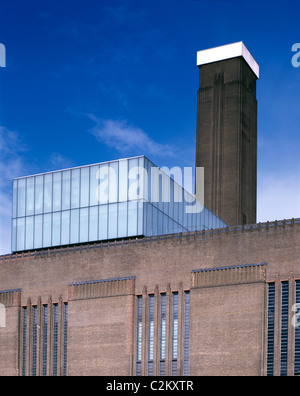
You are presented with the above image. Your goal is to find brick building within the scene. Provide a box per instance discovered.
[0,43,299,376]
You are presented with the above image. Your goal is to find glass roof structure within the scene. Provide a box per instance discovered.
[11,156,227,252]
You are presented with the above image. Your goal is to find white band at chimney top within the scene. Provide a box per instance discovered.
[197,41,259,79]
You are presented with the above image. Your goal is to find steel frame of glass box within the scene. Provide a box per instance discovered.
[11,156,227,252]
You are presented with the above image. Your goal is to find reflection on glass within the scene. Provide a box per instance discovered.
[71,169,80,209]
[52,212,61,246]
[99,204,108,240]
[34,215,43,249]
[108,203,117,239]
[43,213,52,247]
[53,172,62,212]
[35,175,44,215]
[89,206,98,241]
[25,216,34,250]
[12,180,17,218]
[89,165,99,207]
[62,171,71,211]
[118,202,127,238]
[26,177,35,216]
[79,208,88,242]
[61,211,70,245]
[109,162,118,203]
[128,201,137,236]
[70,209,79,244]
[17,217,25,252]
[44,174,53,213]
[80,167,89,208]
[18,179,26,218]
[118,160,128,202]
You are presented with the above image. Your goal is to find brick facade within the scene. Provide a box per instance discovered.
[0,218,299,375]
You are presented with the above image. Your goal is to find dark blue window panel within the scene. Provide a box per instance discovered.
[159,293,166,376]
[42,305,48,376]
[53,303,58,376]
[172,292,178,376]
[267,283,275,376]
[136,295,143,376]
[148,294,154,376]
[22,307,27,376]
[63,303,68,376]
[295,281,300,376]
[183,291,190,376]
[32,306,37,376]
[280,281,289,376]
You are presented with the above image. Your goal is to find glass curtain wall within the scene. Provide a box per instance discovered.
[12,156,227,252]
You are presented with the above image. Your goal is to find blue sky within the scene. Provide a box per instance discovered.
[1,0,300,254]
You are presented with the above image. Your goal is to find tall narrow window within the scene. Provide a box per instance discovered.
[183,291,190,376]
[53,303,58,376]
[172,292,178,376]
[136,295,143,376]
[281,281,289,376]
[32,306,37,376]
[295,281,300,376]
[63,303,68,376]
[42,305,48,376]
[148,294,154,376]
[22,307,27,376]
[267,283,275,376]
[159,293,166,376]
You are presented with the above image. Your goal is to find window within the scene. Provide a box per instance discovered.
[136,295,143,376]
[267,283,275,376]
[183,291,190,376]
[172,292,178,375]
[148,294,154,376]
[280,281,289,376]
[295,281,300,375]
[159,293,166,376]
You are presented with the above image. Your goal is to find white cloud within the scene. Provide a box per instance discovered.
[88,115,176,159]
[257,171,300,222]
[0,126,28,255]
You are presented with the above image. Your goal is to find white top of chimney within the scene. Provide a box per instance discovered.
[197,41,259,78]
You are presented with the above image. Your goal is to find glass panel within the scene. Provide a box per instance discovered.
[61,211,70,245]
[53,172,62,212]
[109,162,118,203]
[25,216,34,250]
[128,158,140,202]
[136,295,143,376]
[183,291,190,376]
[70,209,79,244]
[12,219,17,251]
[52,212,61,246]
[80,167,90,208]
[71,169,80,209]
[128,201,137,236]
[148,294,154,376]
[79,208,89,243]
[99,204,108,240]
[118,159,128,202]
[267,283,275,376]
[138,200,143,235]
[108,203,117,239]
[34,215,43,249]
[26,177,35,216]
[12,179,17,218]
[97,164,109,205]
[118,202,127,238]
[89,206,98,242]
[44,173,53,213]
[62,171,71,211]
[35,175,44,215]
[43,213,52,247]
[89,165,99,207]
[17,178,26,217]
[16,217,25,251]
